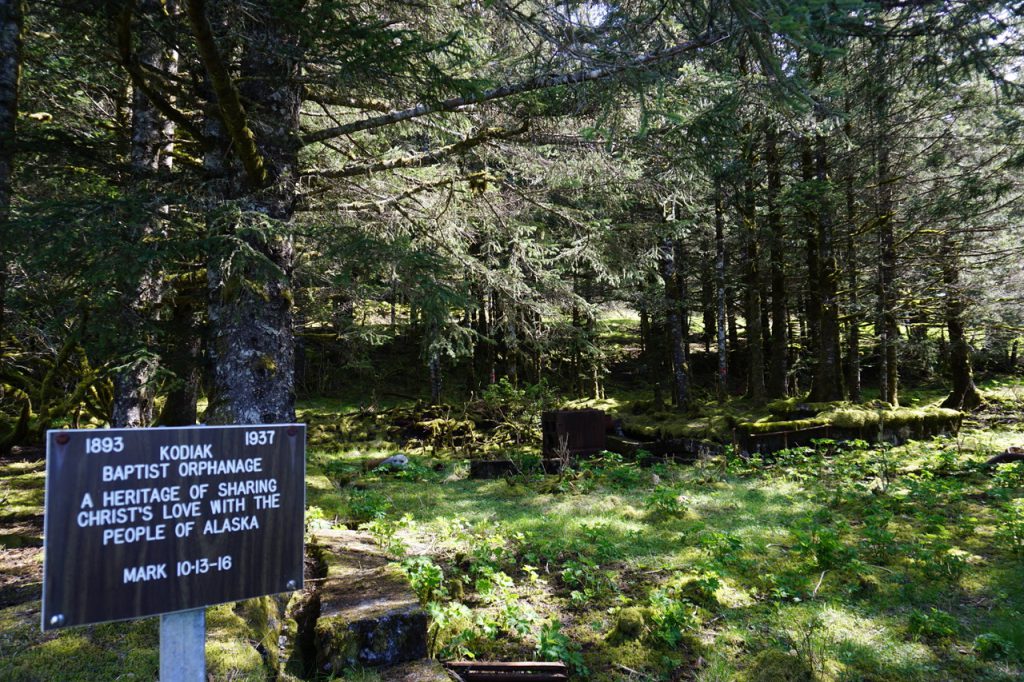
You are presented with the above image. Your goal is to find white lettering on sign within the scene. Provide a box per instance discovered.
[123,563,168,583]
[159,443,213,460]
[161,502,201,519]
[177,458,262,477]
[103,486,180,506]
[102,524,166,545]
[101,463,170,482]
[210,497,246,514]
[203,515,259,535]
[254,493,280,510]
[217,479,277,497]
[77,506,153,527]
[44,424,305,631]
[86,436,124,454]
[245,430,275,446]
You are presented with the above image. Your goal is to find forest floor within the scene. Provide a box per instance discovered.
[3,374,1024,680]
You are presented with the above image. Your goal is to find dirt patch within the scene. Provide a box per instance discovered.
[0,546,43,609]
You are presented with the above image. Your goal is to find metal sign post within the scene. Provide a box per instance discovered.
[160,609,206,682]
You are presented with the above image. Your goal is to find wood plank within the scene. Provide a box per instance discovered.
[448,671,569,675]
[447,661,568,671]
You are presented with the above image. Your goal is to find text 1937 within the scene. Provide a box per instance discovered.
[244,430,275,446]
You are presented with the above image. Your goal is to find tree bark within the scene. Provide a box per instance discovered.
[714,180,728,398]
[158,280,202,426]
[810,125,844,401]
[843,136,862,402]
[659,237,689,409]
[674,241,690,365]
[429,353,442,404]
[800,139,821,390]
[766,127,788,398]
[741,144,765,404]
[0,0,23,349]
[940,248,982,410]
[199,0,302,425]
[113,0,176,427]
[701,256,715,354]
[874,45,899,407]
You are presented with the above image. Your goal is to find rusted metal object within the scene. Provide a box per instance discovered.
[541,409,607,458]
[446,661,569,681]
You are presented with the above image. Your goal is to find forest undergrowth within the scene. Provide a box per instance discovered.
[3,378,1024,680]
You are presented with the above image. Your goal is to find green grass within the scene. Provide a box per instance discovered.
[4,385,1024,680]
[300,396,1024,681]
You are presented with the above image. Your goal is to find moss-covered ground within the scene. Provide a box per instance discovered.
[295,384,1024,681]
[3,370,1024,680]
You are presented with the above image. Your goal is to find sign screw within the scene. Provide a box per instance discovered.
[286,426,297,437]
[286,580,298,590]
[49,614,65,627]
[55,434,70,445]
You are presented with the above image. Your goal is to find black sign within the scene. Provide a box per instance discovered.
[42,424,305,630]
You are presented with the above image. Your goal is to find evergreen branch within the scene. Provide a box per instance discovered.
[305,176,458,212]
[184,0,267,186]
[304,91,394,112]
[300,33,726,146]
[115,2,209,146]
[305,123,528,180]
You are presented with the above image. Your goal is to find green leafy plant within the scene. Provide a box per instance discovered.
[427,601,478,659]
[478,378,555,445]
[994,499,1024,555]
[647,587,698,648]
[644,485,687,517]
[360,514,412,557]
[908,608,959,641]
[347,488,392,523]
[402,556,447,603]
[974,632,1016,661]
[536,620,587,676]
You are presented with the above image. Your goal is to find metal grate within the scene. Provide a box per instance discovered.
[446,661,570,681]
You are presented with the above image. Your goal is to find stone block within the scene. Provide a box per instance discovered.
[311,530,428,672]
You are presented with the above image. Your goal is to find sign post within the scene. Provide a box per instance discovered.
[161,609,206,682]
[41,424,306,676]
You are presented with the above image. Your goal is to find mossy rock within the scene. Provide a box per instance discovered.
[737,403,961,453]
[674,575,720,608]
[747,649,814,682]
[606,607,650,645]
[602,639,661,673]
[206,603,268,681]
[311,530,428,671]
[379,659,451,680]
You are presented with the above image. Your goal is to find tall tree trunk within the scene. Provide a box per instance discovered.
[429,352,442,404]
[674,241,689,364]
[701,257,715,354]
[766,127,788,398]
[158,278,202,426]
[801,139,821,392]
[874,44,899,407]
[741,143,765,404]
[0,0,23,349]
[844,142,862,403]
[195,0,302,425]
[811,125,844,401]
[940,248,982,410]
[659,237,689,409]
[113,0,176,427]
[472,287,488,389]
[714,180,728,398]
